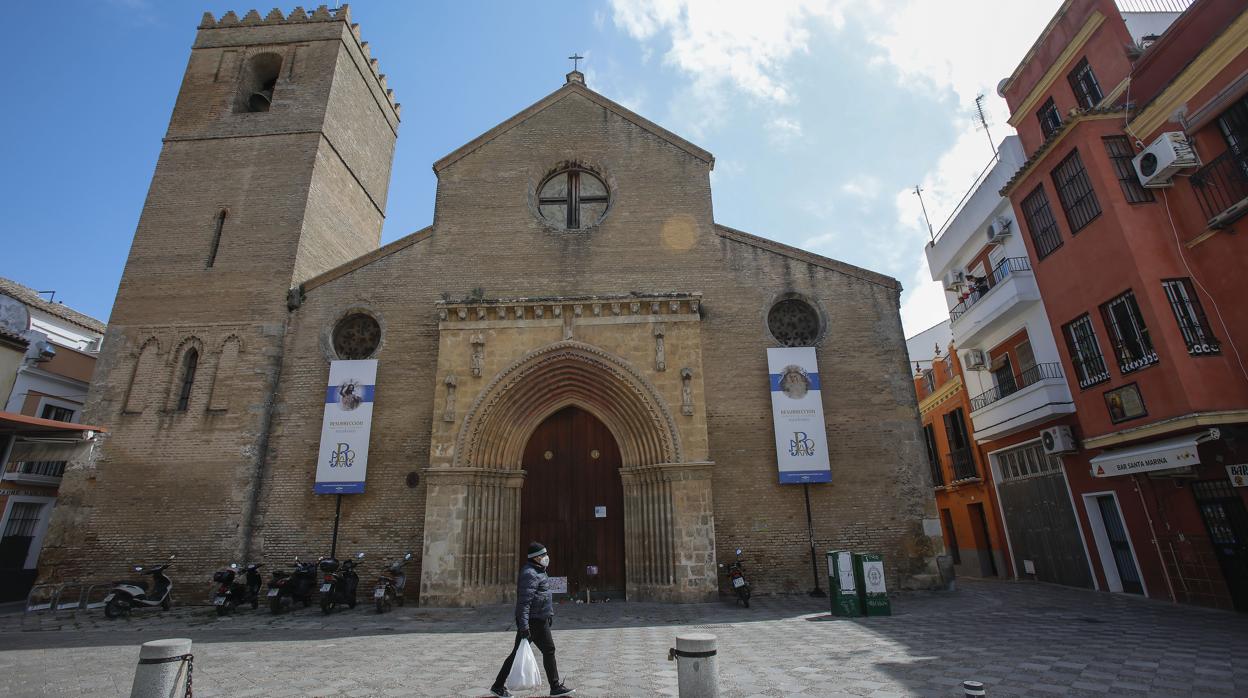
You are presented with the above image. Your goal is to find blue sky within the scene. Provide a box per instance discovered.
[0,1,1061,336]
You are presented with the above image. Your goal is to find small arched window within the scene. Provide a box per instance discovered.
[236,53,282,113]
[207,209,227,268]
[176,348,199,412]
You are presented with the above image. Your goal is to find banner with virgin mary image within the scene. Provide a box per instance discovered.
[315,359,378,494]
[766,347,831,484]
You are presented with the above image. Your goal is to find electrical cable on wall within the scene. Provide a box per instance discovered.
[1160,189,1248,387]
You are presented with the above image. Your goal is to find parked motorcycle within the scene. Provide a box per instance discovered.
[319,552,364,614]
[373,552,413,613]
[267,556,317,614]
[104,556,175,618]
[720,547,751,608]
[212,562,263,615]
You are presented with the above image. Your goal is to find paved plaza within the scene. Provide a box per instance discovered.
[0,579,1244,697]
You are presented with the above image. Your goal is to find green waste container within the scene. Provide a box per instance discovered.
[853,552,891,617]
[826,550,861,617]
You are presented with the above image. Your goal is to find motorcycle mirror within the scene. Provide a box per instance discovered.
[356,552,365,559]
[134,565,142,572]
[230,563,239,569]
[404,552,413,560]
[735,547,742,556]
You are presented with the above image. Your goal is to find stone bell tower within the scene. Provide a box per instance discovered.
[39,5,400,581]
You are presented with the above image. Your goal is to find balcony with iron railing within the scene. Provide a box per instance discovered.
[1191,148,1248,229]
[947,447,978,482]
[970,362,1065,411]
[949,257,1032,322]
[968,361,1075,441]
[2,459,66,486]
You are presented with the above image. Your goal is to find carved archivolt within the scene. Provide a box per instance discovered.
[453,340,682,469]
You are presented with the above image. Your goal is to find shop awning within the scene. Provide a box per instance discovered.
[1090,429,1218,477]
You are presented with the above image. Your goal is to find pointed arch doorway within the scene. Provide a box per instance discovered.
[520,406,626,599]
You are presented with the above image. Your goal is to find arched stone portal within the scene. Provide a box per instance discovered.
[419,336,717,606]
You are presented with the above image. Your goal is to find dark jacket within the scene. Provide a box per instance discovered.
[514,562,554,630]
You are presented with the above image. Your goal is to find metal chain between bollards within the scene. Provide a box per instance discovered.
[136,653,193,697]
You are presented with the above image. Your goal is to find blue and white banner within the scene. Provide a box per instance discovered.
[315,359,378,494]
[767,347,831,484]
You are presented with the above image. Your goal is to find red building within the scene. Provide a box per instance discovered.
[999,0,1248,610]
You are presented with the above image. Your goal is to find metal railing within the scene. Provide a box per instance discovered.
[7,460,67,479]
[947,447,978,482]
[1191,148,1248,228]
[969,362,1065,412]
[949,257,1032,322]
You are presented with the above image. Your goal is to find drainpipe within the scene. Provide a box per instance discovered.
[1133,475,1177,603]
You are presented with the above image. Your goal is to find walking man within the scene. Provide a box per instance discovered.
[491,541,574,697]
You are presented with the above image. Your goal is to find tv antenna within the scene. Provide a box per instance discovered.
[913,185,935,242]
[974,94,998,157]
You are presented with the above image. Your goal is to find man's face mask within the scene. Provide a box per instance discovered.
[538,555,550,567]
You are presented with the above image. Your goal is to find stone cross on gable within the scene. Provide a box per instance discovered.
[568,53,584,71]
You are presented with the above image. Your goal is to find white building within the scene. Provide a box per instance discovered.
[924,136,1093,590]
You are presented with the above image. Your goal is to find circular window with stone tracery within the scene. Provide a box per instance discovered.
[537,168,610,230]
[768,298,821,347]
[333,313,381,359]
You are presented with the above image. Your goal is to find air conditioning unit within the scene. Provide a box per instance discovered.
[986,217,1014,244]
[1133,132,1200,188]
[942,270,966,291]
[963,349,987,371]
[1041,425,1078,455]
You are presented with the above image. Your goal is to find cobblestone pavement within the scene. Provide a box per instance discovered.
[0,578,1245,697]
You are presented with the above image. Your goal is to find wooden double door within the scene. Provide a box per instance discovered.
[519,406,626,599]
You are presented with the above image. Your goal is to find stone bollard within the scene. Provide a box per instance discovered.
[668,632,718,698]
[963,679,986,697]
[130,638,192,698]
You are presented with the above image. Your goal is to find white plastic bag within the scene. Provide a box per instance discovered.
[505,640,543,692]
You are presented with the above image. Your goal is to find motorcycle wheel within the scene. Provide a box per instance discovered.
[105,598,130,619]
[397,594,405,607]
[270,596,283,614]
[251,597,259,610]
[302,597,310,608]
[375,595,387,613]
[216,602,230,617]
[161,596,172,611]
[321,595,333,614]
[347,597,357,609]
[737,587,751,608]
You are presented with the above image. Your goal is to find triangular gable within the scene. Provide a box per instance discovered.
[432,76,715,172]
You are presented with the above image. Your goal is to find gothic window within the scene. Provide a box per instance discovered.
[176,348,199,412]
[237,53,282,113]
[333,313,381,360]
[767,298,820,347]
[538,168,609,229]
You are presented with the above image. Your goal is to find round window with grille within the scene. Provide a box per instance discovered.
[767,298,821,347]
[332,313,381,360]
[537,168,610,230]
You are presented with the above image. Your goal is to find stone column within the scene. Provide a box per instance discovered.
[621,461,716,602]
[419,467,524,606]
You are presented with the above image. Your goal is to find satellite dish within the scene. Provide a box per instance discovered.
[0,294,30,335]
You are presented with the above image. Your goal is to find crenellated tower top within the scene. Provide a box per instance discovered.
[196,5,399,116]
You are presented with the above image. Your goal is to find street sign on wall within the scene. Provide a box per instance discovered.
[766,347,831,484]
[315,359,378,494]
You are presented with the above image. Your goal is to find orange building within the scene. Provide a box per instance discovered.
[910,328,1011,580]
[1000,0,1248,610]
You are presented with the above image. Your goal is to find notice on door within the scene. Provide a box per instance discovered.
[766,347,831,484]
[1228,463,1248,487]
[594,506,607,518]
[315,359,378,494]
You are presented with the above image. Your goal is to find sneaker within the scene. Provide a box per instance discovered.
[489,687,512,697]
[550,684,576,696]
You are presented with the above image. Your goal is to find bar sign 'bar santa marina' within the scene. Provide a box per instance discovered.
[315,359,378,494]
[767,347,832,484]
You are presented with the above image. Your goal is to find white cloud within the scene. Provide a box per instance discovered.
[767,116,804,144]
[899,253,949,338]
[840,175,881,201]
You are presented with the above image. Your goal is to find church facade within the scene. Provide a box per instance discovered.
[40,6,943,605]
